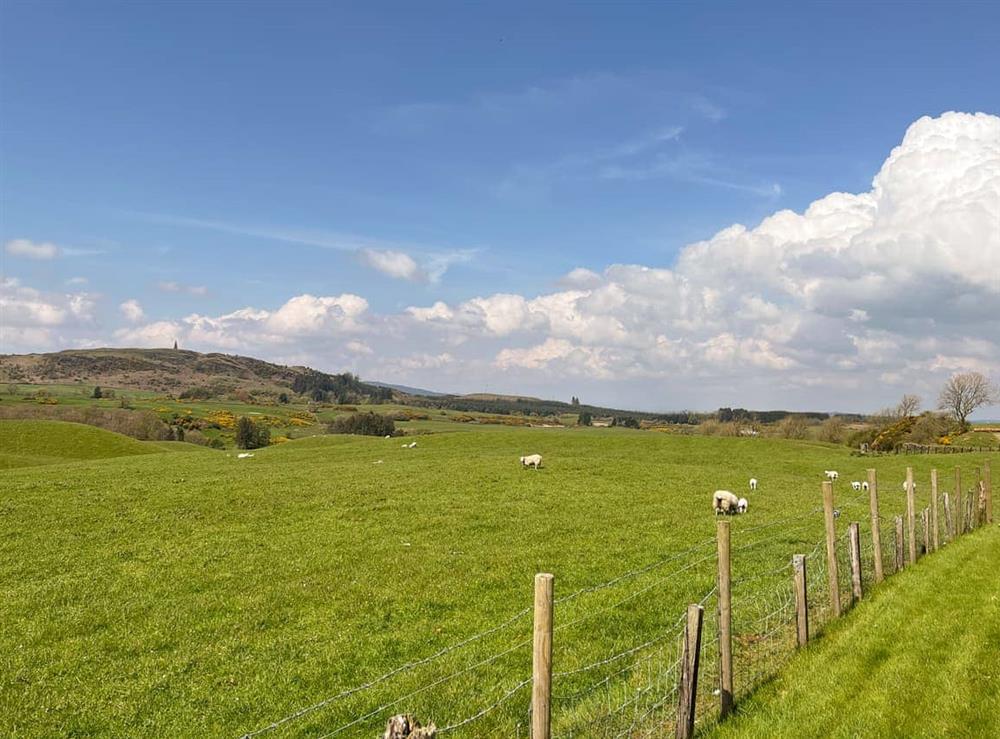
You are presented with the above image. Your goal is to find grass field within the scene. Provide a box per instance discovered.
[708,525,1000,738]
[1,420,995,736]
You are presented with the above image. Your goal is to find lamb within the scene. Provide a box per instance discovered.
[824,470,839,480]
[408,441,417,448]
[737,497,749,513]
[713,490,744,515]
[851,481,862,491]
[902,481,918,491]
[237,452,254,459]
[862,481,870,492]
[520,453,543,469]
[749,478,758,491]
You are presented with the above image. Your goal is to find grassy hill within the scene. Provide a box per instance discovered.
[708,524,1000,738]
[2,426,994,736]
[0,347,392,402]
[0,420,203,469]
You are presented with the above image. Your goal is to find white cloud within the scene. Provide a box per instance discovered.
[119,299,145,323]
[5,239,60,260]
[358,248,423,281]
[0,276,96,350]
[158,281,208,296]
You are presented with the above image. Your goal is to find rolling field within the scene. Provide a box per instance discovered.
[1,421,995,736]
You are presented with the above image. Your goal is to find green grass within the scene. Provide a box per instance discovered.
[707,524,1000,738]
[0,424,995,736]
[0,419,199,469]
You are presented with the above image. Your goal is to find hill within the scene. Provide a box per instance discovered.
[0,348,393,403]
[0,419,197,469]
[708,525,1000,738]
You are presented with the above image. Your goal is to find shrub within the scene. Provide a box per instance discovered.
[814,416,846,444]
[92,386,102,399]
[777,415,809,440]
[235,416,270,449]
[179,386,216,400]
[578,411,593,426]
[278,392,290,404]
[328,412,396,437]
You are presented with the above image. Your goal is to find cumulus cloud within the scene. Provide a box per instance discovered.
[5,238,60,260]
[0,276,96,350]
[119,299,146,323]
[358,248,423,281]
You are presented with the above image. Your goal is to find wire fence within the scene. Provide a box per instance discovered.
[237,466,989,738]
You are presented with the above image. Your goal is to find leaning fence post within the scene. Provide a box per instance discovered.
[985,461,993,525]
[716,521,733,720]
[532,573,554,739]
[676,604,704,739]
[905,467,916,565]
[822,481,841,617]
[894,516,904,572]
[848,522,863,603]
[867,468,883,583]
[944,492,953,543]
[792,554,809,647]
[931,469,939,552]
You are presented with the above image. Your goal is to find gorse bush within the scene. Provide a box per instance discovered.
[328,412,396,437]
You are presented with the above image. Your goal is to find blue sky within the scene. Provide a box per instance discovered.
[2,1,999,412]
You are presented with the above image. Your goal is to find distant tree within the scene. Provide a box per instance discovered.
[615,416,640,429]
[92,385,102,399]
[578,410,593,426]
[896,394,921,418]
[278,392,290,404]
[938,372,999,431]
[236,416,270,449]
[311,388,328,403]
[174,426,185,442]
[328,412,396,437]
[717,407,733,422]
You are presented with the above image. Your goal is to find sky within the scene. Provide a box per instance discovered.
[2,1,999,414]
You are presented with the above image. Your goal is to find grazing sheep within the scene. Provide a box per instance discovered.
[824,470,839,480]
[862,481,870,492]
[749,478,758,491]
[851,481,862,491]
[237,452,254,459]
[408,441,417,448]
[713,490,741,515]
[737,497,749,513]
[902,481,917,491]
[520,453,543,469]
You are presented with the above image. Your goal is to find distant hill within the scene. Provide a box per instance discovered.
[0,348,393,403]
[368,381,447,397]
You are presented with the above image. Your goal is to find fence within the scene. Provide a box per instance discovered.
[852,443,999,456]
[239,461,993,738]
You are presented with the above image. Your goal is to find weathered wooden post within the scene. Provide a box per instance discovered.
[894,516,904,572]
[985,461,993,525]
[676,604,704,739]
[793,554,809,647]
[867,468,883,583]
[822,481,841,617]
[921,508,930,556]
[955,466,962,535]
[943,492,953,543]
[848,522,863,603]
[716,521,733,720]
[930,469,939,552]
[905,467,916,565]
[532,573,554,739]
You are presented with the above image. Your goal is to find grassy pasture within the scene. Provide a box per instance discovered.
[0,421,995,736]
[709,525,1000,738]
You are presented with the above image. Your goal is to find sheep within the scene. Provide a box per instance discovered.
[737,497,749,513]
[713,490,741,515]
[237,452,254,459]
[520,453,543,470]
[862,481,870,492]
[851,481,862,491]
[824,470,839,480]
[749,478,758,491]
[408,441,417,448]
[902,481,917,491]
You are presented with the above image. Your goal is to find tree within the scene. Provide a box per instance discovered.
[937,372,999,431]
[92,386,102,399]
[278,392,290,404]
[895,394,921,418]
[236,416,270,449]
[578,411,593,426]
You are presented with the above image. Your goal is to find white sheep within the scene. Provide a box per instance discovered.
[851,481,862,491]
[713,490,742,515]
[749,478,758,491]
[520,454,543,470]
[737,497,749,513]
[237,452,254,459]
[862,481,870,492]
[902,481,917,491]
[408,441,417,448]
[824,470,839,480]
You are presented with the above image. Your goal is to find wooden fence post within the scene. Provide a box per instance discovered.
[944,492,953,543]
[894,516,904,572]
[985,461,993,525]
[822,481,841,617]
[921,508,930,557]
[905,467,916,565]
[716,521,733,720]
[848,522,863,603]
[955,467,962,535]
[793,554,809,647]
[532,573,554,739]
[867,468,883,583]
[930,469,939,552]
[675,604,704,739]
